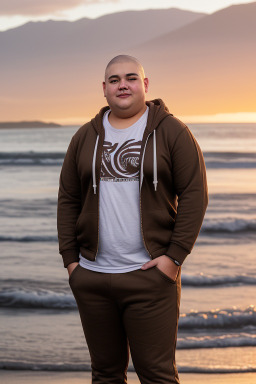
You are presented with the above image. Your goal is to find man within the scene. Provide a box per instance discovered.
[57,54,208,384]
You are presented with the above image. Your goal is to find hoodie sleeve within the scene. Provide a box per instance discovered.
[165,125,209,265]
[57,136,81,268]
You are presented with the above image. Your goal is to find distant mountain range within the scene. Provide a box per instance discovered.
[0,3,255,123]
[0,121,61,128]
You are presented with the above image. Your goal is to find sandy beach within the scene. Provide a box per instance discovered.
[1,371,256,384]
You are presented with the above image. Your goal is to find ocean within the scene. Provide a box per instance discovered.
[0,123,255,375]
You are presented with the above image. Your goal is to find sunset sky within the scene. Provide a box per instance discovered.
[1,0,255,31]
[1,0,255,124]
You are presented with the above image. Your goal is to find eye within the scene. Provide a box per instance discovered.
[110,79,118,83]
[128,78,136,81]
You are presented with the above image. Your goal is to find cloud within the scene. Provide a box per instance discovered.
[0,0,118,16]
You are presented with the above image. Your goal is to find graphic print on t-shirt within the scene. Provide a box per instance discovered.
[100,139,142,182]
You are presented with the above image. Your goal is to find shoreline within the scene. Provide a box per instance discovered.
[1,371,256,384]
[0,122,255,130]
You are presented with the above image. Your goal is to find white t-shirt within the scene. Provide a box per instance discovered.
[79,107,151,273]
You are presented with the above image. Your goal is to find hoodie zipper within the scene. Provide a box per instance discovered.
[140,132,153,260]
[94,117,156,261]
[140,195,153,261]
[94,132,105,261]
[95,185,100,261]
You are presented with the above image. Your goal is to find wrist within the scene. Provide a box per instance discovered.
[167,256,181,266]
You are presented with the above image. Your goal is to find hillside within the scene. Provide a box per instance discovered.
[0,4,255,121]
[129,2,256,115]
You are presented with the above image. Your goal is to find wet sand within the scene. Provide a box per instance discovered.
[1,371,255,384]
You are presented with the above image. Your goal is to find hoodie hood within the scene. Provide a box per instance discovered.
[145,98,172,134]
[90,98,172,135]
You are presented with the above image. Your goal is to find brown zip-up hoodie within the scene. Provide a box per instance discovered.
[57,99,208,268]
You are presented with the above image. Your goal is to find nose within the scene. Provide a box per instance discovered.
[119,78,128,90]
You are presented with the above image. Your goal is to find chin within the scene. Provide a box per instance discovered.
[112,102,133,111]
[110,107,133,118]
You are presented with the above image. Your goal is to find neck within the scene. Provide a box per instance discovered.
[108,105,147,129]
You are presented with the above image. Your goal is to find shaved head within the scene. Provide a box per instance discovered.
[102,54,149,122]
[105,55,145,81]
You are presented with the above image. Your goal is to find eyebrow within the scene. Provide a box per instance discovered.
[108,73,139,80]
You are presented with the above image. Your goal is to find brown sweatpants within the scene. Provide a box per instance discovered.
[69,263,181,384]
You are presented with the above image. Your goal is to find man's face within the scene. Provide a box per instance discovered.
[103,61,149,117]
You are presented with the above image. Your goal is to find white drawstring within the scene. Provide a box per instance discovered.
[153,129,158,191]
[140,134,150,192]
[92,135,99,194]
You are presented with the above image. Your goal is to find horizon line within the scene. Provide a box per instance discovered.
[1,114,256,127]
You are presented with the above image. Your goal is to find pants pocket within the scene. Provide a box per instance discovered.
[153,265,178,284]
[68,263,81,284]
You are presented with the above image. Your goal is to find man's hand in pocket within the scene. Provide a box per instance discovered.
[67,262,79,278]
[141,255,179,281]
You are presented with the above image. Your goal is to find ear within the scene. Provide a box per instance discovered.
[102,81,106,97]
[144,78,149,93]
